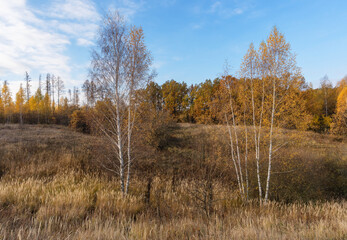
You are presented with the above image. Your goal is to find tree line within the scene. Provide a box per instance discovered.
[0,62,345,135]
[0,63,346,135]
[0,73,80,125]
[132,74,346,131]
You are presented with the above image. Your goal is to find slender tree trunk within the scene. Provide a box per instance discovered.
[243,111,249,200]
[115,92,125,194]
[125,118,131,194]
[249,77,263,202]
[233,123,245,197]
[57,92,60,110]
[125,92,132,194]
[226,114,243,198]
[257,78,266,202]
[228,95,245,197]
[265,79,276,202]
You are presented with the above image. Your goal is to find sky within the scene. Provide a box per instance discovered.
[0,0,346,96]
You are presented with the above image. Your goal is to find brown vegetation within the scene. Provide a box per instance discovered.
[0,124,346,239]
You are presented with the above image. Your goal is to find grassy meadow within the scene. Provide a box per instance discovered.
[0,124,346,239]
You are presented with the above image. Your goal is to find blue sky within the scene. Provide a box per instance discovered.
[1,0,346,96]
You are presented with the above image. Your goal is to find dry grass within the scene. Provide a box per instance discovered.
[0,173,346,239]
[0,124,346,239]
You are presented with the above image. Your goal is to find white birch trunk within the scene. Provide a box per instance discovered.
[265,79,276,202]
[116,100,125,194]
[226,114,243,198]
[125,91,133,194]
[250,70,263,202]
[256,78,266,202]
[243,113,249,200]
[228,90,245,198]
[125,110,131,194]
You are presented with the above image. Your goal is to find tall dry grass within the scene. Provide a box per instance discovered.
[0,124,346,239]
[0,173,346,239]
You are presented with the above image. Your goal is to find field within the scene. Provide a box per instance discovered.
[0,124,346,239]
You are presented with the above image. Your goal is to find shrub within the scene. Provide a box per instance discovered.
[70,109,90,133]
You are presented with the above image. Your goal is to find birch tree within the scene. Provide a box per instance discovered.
[222,67,247,200]
[237,27,303,203]
[260,27,302,202]
[240,43,263,201]
[125,26,152,193]
[90,11,152,195]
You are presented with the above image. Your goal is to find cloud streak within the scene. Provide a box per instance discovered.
[108,0,145,20]
[209,1,246,18]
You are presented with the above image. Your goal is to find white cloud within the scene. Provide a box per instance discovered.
[192,23,203,29]
[56,21,98,46]
[158,0,176,7]
[210,1,222,13]
[208,1,247,18]
[0,0,100,90]
[172,56,183,61]
[49,0,99,21]
[46,0,100,46]
[0,0,70,75]
[233,8,244,15]
[109,0,145,20]
[77,38,94,47]
[152,61,165,70]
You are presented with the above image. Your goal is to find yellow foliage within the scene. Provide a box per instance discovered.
[331,86,347,135]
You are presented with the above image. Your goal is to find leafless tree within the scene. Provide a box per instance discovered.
[73,87,79,107]
[82,79,97,106]
[38,74,42,93]
[51,74,56,113]
[68,89,72,104]
[45,74,51,96]
[56,76,64,109]
[320,75,332,117]
[25,71,31,102]
[18,83,24,126]
[223,63,246,200]
[90,11,152,195]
